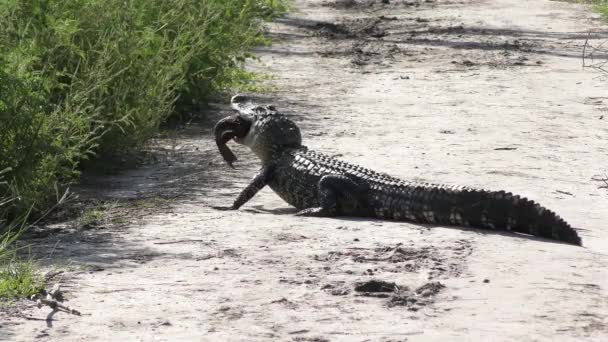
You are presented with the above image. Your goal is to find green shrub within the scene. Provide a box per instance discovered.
[0,0,287,219]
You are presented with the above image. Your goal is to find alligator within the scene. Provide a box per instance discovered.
[213,95,582,246]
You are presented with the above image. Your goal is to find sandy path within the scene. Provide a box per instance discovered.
[2,0,608,341]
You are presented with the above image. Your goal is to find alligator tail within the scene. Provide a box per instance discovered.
[382,185,583,246]
[436,188,582,246]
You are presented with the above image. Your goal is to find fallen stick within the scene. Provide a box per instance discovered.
[591,174,608,190]
[153,239,205,245]
[31,284,82,316]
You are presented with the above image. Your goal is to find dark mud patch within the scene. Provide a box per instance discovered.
[307,5,544,71]
[320,41,410,67]
[447,52,542,70]
[212,305,245,321]
[292,337,330,342]
[388,282,445,310]
[270,297,299,309]
[408,27,536,53]
[352,245,434,264]
[274,233,309,243]
[354,279,400,293]
[321,281,351,296]
[320,0,472,9]
[315,240,464,312]
[320,0,392,9]
[350,41,409,66]
[314,239,472,279]
[414,281,446,297]
[312,22,351,38]
[350,279,446,310]
[279,276,319,286]
[312,18,386,39]
[354,279,401,300]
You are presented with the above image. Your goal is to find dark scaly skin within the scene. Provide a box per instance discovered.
[214,95,583,246]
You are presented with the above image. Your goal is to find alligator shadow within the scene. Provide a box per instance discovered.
[244,205,580,246]
[347,216,582,246]
[245,205,299,215]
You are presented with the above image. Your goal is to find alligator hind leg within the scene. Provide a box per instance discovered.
[296,175,364,217]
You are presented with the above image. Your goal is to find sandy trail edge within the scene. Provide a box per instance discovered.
[2,0,608,341]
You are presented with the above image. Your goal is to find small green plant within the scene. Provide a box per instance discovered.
[80,208,105,227]
[600,8,608,18]
[129,197,172,209]
[0,186,42,300]
[583,1,608,18]
[110,216,129,225]
[0,257,44,299]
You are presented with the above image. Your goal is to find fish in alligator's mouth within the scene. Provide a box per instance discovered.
[213,110,252,168]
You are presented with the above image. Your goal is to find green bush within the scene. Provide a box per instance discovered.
[0,0,286,220]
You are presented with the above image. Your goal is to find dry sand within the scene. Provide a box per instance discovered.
[1,0,607,341]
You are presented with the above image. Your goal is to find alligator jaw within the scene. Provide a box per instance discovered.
[213,115,250,168]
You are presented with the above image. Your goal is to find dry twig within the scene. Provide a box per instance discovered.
[591,174,608,190]
[31,284,82,316]
[583,32,608,75]
[153,239,205,245]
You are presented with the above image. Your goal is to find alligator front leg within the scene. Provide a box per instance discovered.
[296,174,365,217]
[213,166,273,210]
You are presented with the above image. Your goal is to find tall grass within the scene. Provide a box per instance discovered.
[0,260,43,299]
[0,169,43,299]
[0,216,43,300]
[0,0,287,222]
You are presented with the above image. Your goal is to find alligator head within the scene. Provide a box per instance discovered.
[214,94,302,167]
